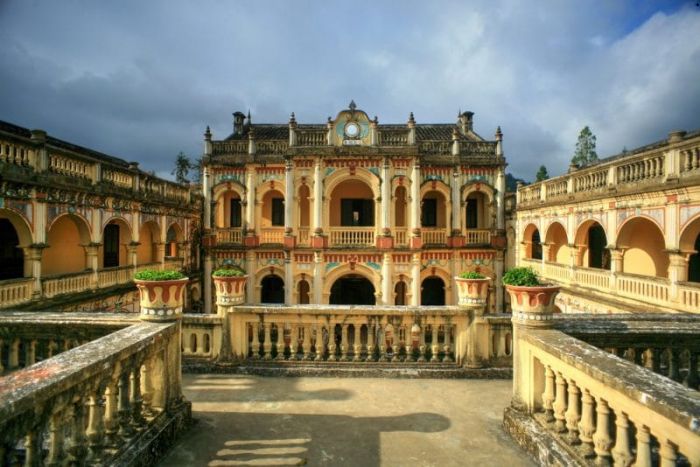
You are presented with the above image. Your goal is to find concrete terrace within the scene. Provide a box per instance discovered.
[160,374,533,467]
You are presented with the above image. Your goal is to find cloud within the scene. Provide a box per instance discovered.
[0,1,698,182]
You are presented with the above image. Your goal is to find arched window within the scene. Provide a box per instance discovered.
[532,229,543,260]
[330,275,376,305]
[298,279,310,304]
[394,280,407,305]
[587,224,609,269]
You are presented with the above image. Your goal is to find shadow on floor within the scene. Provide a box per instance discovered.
[161,411,451,466]
[183,374,354,403]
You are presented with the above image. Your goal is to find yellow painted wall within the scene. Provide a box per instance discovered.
[137,223,159,264]
[619,219,669,277]
[298,185,310,227]
[395,186,407,227]
[261,189,284,227]
[423,191,447,227]
[43,216,86,275]
[547,224,570,264]
[216,191,241,228]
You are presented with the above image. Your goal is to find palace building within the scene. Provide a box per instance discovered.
[201,102,507,313]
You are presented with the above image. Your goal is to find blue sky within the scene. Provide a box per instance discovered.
[1,0,698,181]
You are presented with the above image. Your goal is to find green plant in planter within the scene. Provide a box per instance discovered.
[134,269,186,281]
[502,267,541,287]
[458,271,486,279]
[212,267,246,277]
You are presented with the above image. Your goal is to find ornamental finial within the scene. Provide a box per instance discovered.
[349,100,357,111]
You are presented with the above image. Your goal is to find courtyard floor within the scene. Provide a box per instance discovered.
[160,374,533,467]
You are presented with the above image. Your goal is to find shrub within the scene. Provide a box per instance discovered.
[134,269,186,281]
[212,267,246,278]
[458,271,486,279]
[502,267,541,287]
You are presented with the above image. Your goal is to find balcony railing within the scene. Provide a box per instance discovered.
[466,229,490,245]
[329,227,375,247]
[215,227,243,245]
[422,228,447,245]
[97,265,134,288]
[394,228,408,247]
[260,227,285,244]
[182,314,223,360]
[297,227,310,246]
[506,314,700,466]
[42,270,94,298]
[0,277,34,307]
[520,259,700,313]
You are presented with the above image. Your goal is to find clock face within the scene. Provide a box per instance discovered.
[345,122,360,138]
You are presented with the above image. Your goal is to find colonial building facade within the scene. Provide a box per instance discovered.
[0,121,201,312]
[514,129,700,314]
[201,102,507,313]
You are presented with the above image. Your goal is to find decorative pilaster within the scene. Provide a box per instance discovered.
[409,160,422,249]
[284,157,295,248]
[410,253,421,306]
[381,253,392,305]
[244,169,258,246]
[311,157,326,248]
[378,157,393,248]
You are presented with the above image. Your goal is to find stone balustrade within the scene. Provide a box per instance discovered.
[394,227,408,247]
[164,257,184,272]
[0,312,133,375]
[259,227,285,244]
[216,227,243,244]
[328,227,375,247]
[506,313,700,466]
[422,228,448,245]
[0,316,189,465]
[42,270,94,298]
[0,278,34,308]
[380,130,409,146]
[296,131,327,146]
[466,229,491,245]
[517,138,700,207]
[0,138,31,166]
[297,227,310,246]
[181,314,223,360]
[97,265,134,289]
[521,258,699,313]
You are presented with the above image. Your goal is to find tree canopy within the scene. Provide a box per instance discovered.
[535,165,549,182]
[172,152,192,184]
[571,126,599,167]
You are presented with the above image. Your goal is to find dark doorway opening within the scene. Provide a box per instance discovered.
[103,223,120,268]
[340,199,374,226]
[298,279,310,304]
[230,198,242,227]
[466,198,478,229]
[689,234,700,283]
[394,280,407,305]
[588,224,609,269]
[421,277,445,306]
[261,275,285,303]
[330,274,376,305]
[0,219,23,280]
[531,229,543,260]
[421,198,437,227]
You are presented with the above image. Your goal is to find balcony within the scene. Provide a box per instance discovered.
[0,277,34,307]
[394,227,408,247]
[466,229,490,245]
[215,227,243,245]
[521,259,700,313]
[422,228,447,245]
[329,227,375,247]
[297,227,310,246]
[97,265,133,288]
[260,227,285,244]
[42,270,94,298]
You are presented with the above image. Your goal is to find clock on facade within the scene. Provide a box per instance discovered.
[344,122,360,138]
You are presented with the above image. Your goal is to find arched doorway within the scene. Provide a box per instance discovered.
[394,280,407,305]
[544,222,569,264]
[0,218,24,280]
[617,217,669,277]
[421,277,445,306]
[329,274,376,305]
[261,275,285,304]
[680,216,700,283]
[137,221,161,265]
[298,279,310,304]
[165,224,183,257]
[587,223,609,269]
[523,224,542,260]
[531,229,542,260]
[465,191,490,229]
[101,219,131,269]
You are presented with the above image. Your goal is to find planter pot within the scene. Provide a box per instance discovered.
[135,277,188,322]
[214,275,247,307]
[505,284,560,326]
[455,277,491,307]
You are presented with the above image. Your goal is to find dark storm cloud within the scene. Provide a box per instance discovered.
[0,0,698,181]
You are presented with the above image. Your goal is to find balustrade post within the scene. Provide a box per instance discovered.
[140,361,154,417]
[86,389,104,462]
[635,425,653,467]
[578,389,596,458]
[431,325,440,362]
[417,325,427,362]
[340,324,350,361]
[46,410,65,467]
[328,323,337,361]
[118,372,134,438]
[0,339,4,375]
[564,379,580,444]
[303,325,314,360]
[103,383,119,448]
[592,398,613,465]
[24,429,39,467]
[263,323,273,360]
[659,439,678,467]
[553,372,568,432]
[542,366,556,422]
[378,322,388,362]
[9,339,19,370]
[26,339,37,366]
[443,325,453,362]
[315,325,326,361]
[288,324,298,360]
[251,322,261,359]
[354,324,363,361]
[275,324,286,360]
[391,324,401,362]
[611,411,633,467]
[130,366,145,428]
[68,398,87,462]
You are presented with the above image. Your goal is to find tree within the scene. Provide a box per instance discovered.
[172,152,192,184]
[571,126,599,167]
[505,173,527,192]
[191,157,203,183]
[535,165,549,182]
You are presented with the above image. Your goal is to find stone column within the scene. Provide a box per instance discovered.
[495,250,505,313]
[202,165,212,230]
[496,167,505,231]
[381,253,392,305]
[379,157,393,248]
[668,251,688,303]
[246,251,256,305]
[451,168,462,244]
[203,255,213,314]
[284,252,293,305]
[284,157,295,248]
[85,243,100,290]
[245,169,256,243]
[410,252,421,306]
[25,246,44,298]
[312,157,325,247]
[409,160,422,249]
[313,251,323,304]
